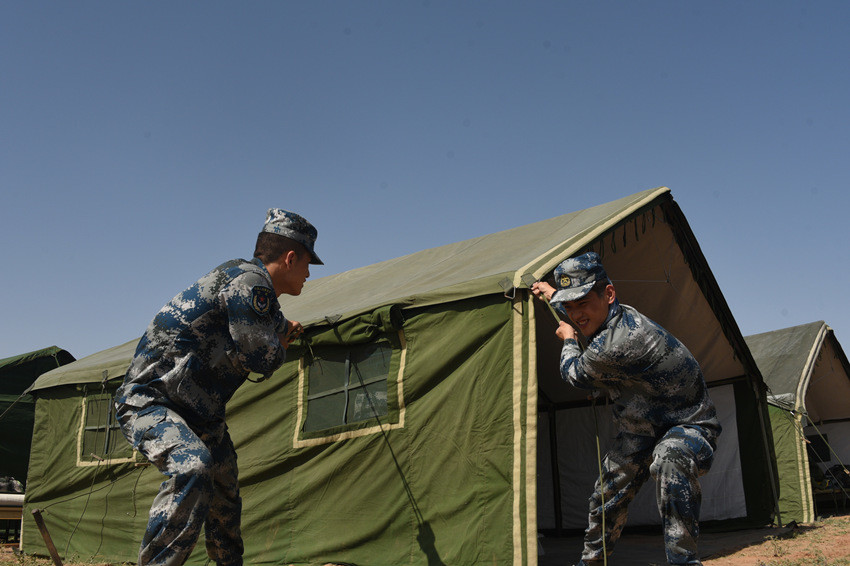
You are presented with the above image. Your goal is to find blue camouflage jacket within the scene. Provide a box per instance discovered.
[116,258,288,431]
[559,301,720,446]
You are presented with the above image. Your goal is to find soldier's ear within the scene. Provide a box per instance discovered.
[605,284,616,305]
[283,250,298,268]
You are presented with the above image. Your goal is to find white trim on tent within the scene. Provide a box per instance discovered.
[525,293,539,566]
[795,324,829,414]
[511,295,525,565]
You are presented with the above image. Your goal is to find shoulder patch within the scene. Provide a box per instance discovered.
[251,286,276,317]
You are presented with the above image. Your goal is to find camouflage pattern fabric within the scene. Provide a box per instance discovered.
[559,302,719,565]
[115,257,288,566]
[262,208,323,265]
[581,426,714,565]
[116,405,243,566]
[116,258,287,433]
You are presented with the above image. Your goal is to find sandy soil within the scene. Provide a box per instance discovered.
[702,514,850,566]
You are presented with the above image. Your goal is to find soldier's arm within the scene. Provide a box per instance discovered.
[221,272,287,377]
[559,335,609,391]
[277,320,303,349]
[560,339,591,389]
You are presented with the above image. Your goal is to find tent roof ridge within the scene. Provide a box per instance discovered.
[280,187,672,326]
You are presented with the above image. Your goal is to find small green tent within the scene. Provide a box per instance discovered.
[23,187,777,566]
[746,321,850,524]
[0,346,75,486]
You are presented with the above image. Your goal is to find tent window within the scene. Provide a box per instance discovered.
[304,341,391,433]
[79,389,133,464]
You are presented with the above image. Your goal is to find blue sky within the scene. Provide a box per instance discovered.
[1,1,848,361]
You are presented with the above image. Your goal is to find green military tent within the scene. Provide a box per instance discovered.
[23,187,777,566]
[0,346,75,486]
[745,321,850,525]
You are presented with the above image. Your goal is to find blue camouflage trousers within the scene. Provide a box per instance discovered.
[582,426,715,565]
[117,405,243,566]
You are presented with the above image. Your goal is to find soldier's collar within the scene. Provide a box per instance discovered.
[605,299,621,326]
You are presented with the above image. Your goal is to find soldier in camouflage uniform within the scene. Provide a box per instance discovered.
[532,252,720,566]
[115,209,323,566]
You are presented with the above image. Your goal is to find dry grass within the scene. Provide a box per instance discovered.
[703,514,850,566]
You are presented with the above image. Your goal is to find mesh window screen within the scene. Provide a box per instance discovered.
[305,342,391,433]
[80,391,133,463]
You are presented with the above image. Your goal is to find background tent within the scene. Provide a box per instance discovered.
[746,321,850,524]
[22,187,777,566]
[0,346,75,486]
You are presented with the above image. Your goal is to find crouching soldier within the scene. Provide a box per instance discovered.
[115,208,322,566]
[532,252,720,566]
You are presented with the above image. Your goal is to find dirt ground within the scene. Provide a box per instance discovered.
[701,514,850,566]
[3,514,850,565]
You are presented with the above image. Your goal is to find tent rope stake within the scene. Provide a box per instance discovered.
[32,509,64,566]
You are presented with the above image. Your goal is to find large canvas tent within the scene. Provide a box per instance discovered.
[0,346,75,486]
[23,187,777,566]
[745,321,850,524]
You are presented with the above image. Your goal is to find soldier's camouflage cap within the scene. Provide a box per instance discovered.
[550,252,609,304]
[262,208,324,265]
